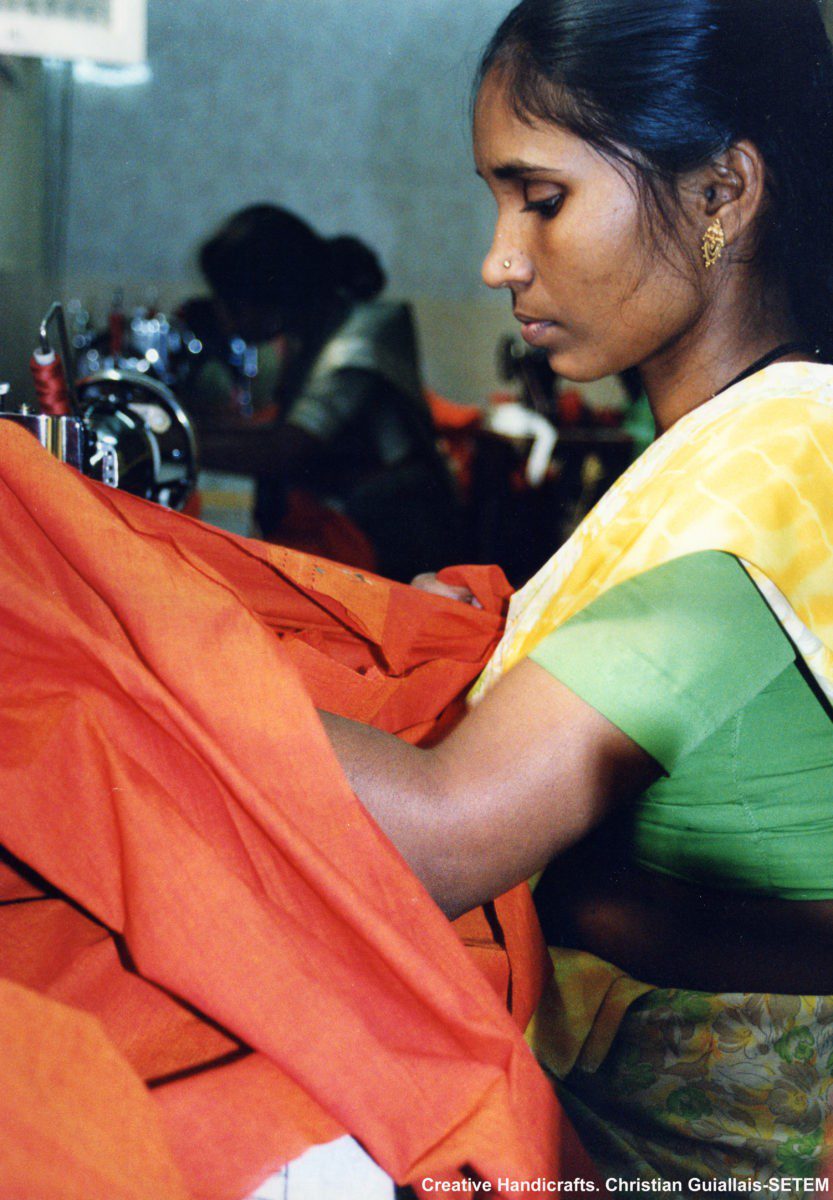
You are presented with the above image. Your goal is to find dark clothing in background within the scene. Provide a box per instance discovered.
[257,300,462,580]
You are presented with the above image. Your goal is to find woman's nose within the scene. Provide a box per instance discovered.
[481,238,534,290]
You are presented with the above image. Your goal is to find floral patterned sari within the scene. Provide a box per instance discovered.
[529,949,833,1193]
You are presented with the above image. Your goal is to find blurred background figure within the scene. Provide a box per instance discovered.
[181,204,463,581]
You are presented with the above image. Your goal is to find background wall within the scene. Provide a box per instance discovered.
[2,0,562,409]
[65,0,505,300]
[12,0,833,408]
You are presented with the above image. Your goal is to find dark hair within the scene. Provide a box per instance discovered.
[476,0,833,355]
[199,204,386,336]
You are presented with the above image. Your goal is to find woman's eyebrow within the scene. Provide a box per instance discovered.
[478,160,560,180]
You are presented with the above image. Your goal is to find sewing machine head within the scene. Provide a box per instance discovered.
[0,303,198,511]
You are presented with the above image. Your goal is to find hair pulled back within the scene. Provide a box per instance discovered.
[476,0,833,355]
[199,204,386,336]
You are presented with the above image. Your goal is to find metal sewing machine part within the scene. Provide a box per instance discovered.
[76,369,198,509]
[72,295,260,415]
[0,380,87,471]
[0,302,199,510]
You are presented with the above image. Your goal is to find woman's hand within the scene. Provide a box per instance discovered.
[411,572,483,609]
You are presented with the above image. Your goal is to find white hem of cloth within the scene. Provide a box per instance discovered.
[742,560,833,705]
[246,1136,394,1200]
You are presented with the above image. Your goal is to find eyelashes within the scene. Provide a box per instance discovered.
[522,194,564,220]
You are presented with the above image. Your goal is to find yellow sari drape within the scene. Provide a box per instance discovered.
[471,362,833,706]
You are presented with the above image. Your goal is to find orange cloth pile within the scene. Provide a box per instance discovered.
[0,422,558,1199]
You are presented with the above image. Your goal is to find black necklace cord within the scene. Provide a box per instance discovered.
[714,340,820,399]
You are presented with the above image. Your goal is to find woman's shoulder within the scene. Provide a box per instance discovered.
[310,300,422,397]
[727,360,833,424]
[646,360,833,487]
[333,299,416,347]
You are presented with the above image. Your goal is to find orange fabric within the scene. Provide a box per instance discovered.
[0,977,190,1200]
[425,387,483,432]
[182,490,202,518]
[265,485,378,571]
[425,388,483,499]
[0,421,557,1199]
[823,1145,833,1193]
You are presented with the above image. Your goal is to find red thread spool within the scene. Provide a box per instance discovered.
[109,307,125,356]
[30,351,71,416]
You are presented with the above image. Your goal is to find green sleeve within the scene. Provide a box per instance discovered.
[528,552,795,771]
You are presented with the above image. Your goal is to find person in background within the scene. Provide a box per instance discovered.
[185,204,461,581]
[321,0,833,1187]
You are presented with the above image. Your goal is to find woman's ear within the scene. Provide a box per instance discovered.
[696,140,767,248]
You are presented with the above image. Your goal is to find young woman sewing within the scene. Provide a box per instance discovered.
[323,0,833,1185]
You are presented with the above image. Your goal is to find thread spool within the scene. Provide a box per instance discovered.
[30,348,71,416]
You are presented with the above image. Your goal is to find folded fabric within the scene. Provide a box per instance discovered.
[0,977,191,1200]
[0,421,555,1200]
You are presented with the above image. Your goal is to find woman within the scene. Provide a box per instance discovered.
[323,0,833,1186]
[186,204,461,581]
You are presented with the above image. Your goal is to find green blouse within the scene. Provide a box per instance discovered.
[529,551,833,899]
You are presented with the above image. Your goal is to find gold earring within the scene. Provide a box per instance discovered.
[701,218,725,269]
[503,259,512,269]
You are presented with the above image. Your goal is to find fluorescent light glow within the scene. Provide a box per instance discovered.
[72,60,152,87]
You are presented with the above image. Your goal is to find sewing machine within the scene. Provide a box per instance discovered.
[0,302,198,510]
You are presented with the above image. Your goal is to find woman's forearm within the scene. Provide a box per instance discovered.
[318,661,658,921]
[318,711,462,914]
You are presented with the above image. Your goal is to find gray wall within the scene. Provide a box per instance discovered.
[0,0,525,406]
[1,0,522,408]
[64,0,507,302]
[16,0,833,405]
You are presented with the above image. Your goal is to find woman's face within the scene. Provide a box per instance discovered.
[473,71,707,382]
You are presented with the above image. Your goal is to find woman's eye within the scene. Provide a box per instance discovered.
[522,193,564,220]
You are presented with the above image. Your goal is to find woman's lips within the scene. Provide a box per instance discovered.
[518,318,559,347]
